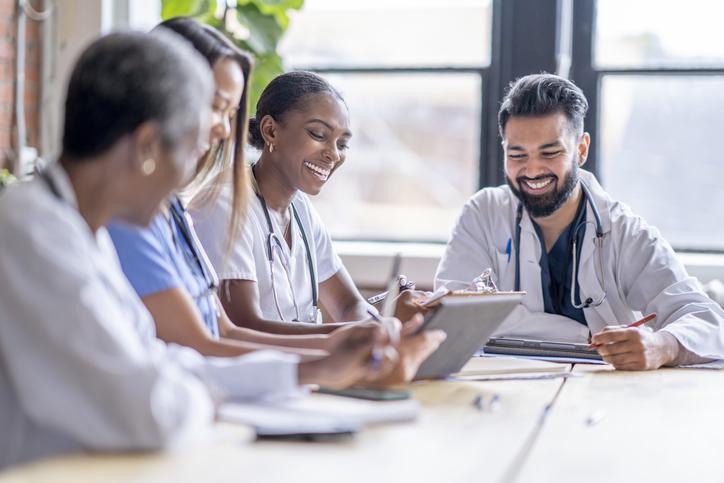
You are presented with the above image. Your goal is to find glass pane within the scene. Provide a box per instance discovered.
[309,73,481,241]
[596,0,724,68]
[280,0,492,68]
[600,75,724,250]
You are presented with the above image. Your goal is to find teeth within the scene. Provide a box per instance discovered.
[304,161,330,180]
[525,178,553,190]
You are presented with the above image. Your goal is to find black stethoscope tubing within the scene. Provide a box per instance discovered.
[168,196,219,295]
[513,180,605,308]
[257,194,318,309]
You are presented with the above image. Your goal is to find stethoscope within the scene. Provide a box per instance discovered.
[513,180,607,309]
[252,166,320,323]
[167,196,221,326]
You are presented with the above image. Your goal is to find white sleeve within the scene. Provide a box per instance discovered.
[304,198,342,283]
[0,216,214,451]
[615,214,724,359]
[435,196,497,289]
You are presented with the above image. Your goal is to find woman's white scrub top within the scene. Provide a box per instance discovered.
[191,186,342,323]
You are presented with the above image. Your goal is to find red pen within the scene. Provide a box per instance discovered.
[588,313,657,350]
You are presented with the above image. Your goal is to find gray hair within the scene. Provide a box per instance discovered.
[62,30,213,158]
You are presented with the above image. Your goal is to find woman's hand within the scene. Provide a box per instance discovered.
[322,316,400,351]
[392,290,428,323]
[299,322,398,388]
[365,314,446,386]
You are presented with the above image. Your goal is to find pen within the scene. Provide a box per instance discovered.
[627,312,657,328]
[367,277,416,305]
[505,238,512,263]
[380,254,402,318]
[588,313,657,349]
[366,309,389,370]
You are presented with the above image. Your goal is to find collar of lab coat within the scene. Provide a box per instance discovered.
[44,162,79,208]
[513,170,616,327]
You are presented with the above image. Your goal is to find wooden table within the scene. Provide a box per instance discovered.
[518,365,724,483]
[1,361,721,483]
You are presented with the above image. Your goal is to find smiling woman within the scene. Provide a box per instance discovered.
[191,71,367,329]
[189,70,445,384]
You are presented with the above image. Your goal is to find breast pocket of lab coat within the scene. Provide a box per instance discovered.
[494,251,513,290]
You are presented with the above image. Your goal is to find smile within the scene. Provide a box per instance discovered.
[522,177,554,192]
[304,161,331,181]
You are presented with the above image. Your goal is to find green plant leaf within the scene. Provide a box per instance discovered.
[162,0,303,117]
[245,0,304,29]
[249,53,284,114]
[201,0,218,18]
[234,3,284,55]
[161,0,204,19]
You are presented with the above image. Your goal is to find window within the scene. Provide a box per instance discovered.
[595,0,724,69]
[572,0,724,251]
[600,76,724,250]
[280,0,493,242]
[277,0,723,251]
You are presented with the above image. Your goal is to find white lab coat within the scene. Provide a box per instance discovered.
[0,164,301,470]
[436,170,724,359]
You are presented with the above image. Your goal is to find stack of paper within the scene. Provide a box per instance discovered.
[218,393,420,435]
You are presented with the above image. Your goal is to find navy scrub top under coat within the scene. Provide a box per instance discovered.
[531,195,588,326]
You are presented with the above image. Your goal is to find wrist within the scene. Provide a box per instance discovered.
[298,359,326,385]
[655,331,680,367]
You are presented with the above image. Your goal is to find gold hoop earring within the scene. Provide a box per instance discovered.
[268,143,274,153]
[141,158,156,176]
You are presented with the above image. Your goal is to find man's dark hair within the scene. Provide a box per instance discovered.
[498,73,588,137]
[247,71,345,150]
[62,30,212,159]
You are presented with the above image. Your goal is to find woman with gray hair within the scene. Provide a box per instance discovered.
[0,30,386,469]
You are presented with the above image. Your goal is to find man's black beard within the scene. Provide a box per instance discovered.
[507,162,579,218]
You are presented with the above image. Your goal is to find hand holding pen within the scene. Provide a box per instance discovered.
[366,309,399,370]
[588,313,656,349]
[588,313,680,371]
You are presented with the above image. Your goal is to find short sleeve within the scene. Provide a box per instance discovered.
[303,197,342,283]
[190,189,258,282]
[107,216,182,297]
[224,218,259,281]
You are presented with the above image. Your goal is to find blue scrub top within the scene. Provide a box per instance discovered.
[107,198,220,338]
[532,195,587,326]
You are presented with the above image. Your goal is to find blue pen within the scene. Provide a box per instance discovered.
[505,238,512,263]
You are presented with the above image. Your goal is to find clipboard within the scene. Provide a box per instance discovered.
[416,287,527,309]
[413,292,524,379]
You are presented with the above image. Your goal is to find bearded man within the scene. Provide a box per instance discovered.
[435,73,724,370]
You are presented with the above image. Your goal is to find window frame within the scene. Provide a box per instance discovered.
[571,0,724,252]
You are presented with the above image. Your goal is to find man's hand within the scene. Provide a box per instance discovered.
[591,327,680,370]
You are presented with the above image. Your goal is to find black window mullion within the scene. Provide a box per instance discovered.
[570,0,598,178]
